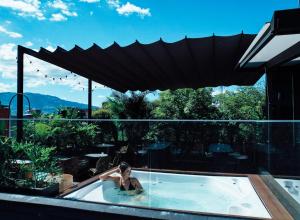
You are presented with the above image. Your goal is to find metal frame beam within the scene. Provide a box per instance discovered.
[266,41,300,69]
[16,46,95,140]
[238,8,300,70]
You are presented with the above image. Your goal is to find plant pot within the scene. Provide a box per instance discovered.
[59,174,73,193]
[25,171,33,179]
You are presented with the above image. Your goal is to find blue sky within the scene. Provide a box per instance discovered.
[0,0,298,107]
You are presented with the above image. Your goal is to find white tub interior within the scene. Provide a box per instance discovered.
[64,170,271,219]
[275,178,300,204]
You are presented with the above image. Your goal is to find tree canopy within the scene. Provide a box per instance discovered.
[214,87,265,120]
[152,88,219,119]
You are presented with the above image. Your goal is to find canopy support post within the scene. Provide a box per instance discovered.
[17,46,24,142]
[88,79,92,120]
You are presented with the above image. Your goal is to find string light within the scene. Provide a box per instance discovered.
[26,58,90,91]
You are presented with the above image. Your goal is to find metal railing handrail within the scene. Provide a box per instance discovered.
[2,118,300,123]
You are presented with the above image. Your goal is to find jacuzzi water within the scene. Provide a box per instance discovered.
[64,170,271,218]
[276,178,300,204]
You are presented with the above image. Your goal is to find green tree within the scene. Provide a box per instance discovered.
[103,91,153,119]
[153,88,219,119]
[100,91,153,154]
[214,86,266,146]
[214,87,265,120]
[92,109,117,143]
[151,88,220,157]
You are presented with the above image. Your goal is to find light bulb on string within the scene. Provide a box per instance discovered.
[24,55,32,64]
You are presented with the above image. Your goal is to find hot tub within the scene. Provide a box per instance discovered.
[275,178,300,204]
[64,170,271,219]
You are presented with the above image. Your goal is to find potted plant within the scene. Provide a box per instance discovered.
[0,137,15,186]
[0,140,62,197]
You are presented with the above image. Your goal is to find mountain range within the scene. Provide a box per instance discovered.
[0,92,97,114]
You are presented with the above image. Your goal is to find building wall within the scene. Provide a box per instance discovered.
[0,106,9,137]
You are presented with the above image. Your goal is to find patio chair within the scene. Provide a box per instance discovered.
[108,145,129,169]
[89,146,129,176]
[88,156,110,176]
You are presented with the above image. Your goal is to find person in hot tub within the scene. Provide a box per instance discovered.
[99,161,143,194]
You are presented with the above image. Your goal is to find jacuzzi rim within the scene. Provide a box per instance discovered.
[59,168,274,219]
[60,168,250,198]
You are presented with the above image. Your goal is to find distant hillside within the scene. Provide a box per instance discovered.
[0,92,97,114]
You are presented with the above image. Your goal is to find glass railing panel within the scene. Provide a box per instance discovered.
[0,118,300,218]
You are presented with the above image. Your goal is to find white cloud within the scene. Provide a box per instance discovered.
[0,43,17,60]
[107,0,120,8]
[0,64,16,79]
[24,41,33,47]
[48,0,77,19]
[48,0,68,10]
[25,78,46,88]
[80,0,100,3]
[0,82,15,92]
[116,2,151,18]
[0,25,22,38]
[0,43,88,91]
[50,13,67,21]
[0,44,17,79]
[22,55,89,90]
[93,82,105,89]
[62,10,77,17]
[0,0,45,20]
[97,95,106,99]
[45,45,56,52]
[0,0,79,21]
[106,1,151,18]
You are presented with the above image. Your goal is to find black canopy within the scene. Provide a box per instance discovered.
[20,33,261,92]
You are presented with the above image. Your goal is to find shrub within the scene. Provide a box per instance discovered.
[12,142,61,188]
